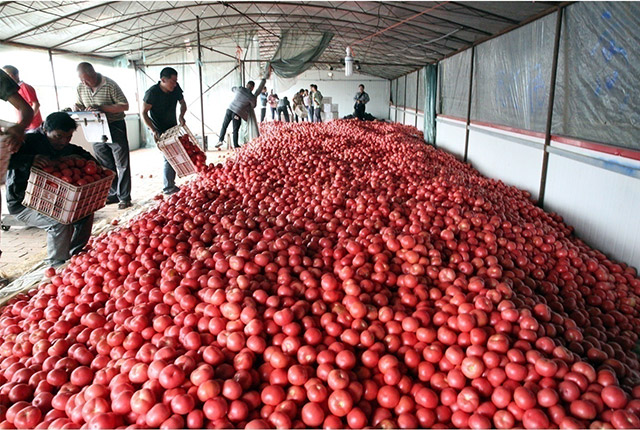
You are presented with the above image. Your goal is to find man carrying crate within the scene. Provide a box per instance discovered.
[5,112,96,267]
[141,67,187,195]
[75,62,132,209]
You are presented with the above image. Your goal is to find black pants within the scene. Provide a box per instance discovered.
[277,107,290,122]
[93,120,131,202]
[219,109,241,148]
[270,107,277,120]
[355,103,366,120]
[260,108,266,122]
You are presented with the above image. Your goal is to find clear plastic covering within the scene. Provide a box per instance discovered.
[552,2,640,150]
[397,75,406,108]
[438,49,471,118]
[423,64,437,144]
[417,68,426,112]
[405,71,418,110]
[390,79,397,105]
[471,13,556,132]
[269,31,333,79]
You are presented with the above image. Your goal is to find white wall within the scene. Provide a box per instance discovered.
[435,116,466,159]
[270,70,390,120]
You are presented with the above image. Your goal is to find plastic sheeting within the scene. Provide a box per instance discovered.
[423,64,437,144]
[552,2,640,150]
[269,31,333,79]
[438,49,471,119]
[472,13,556,132]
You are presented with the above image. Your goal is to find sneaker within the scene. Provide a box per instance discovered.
[106,196,119,205]
[163,186,180,195]
[215,141,223,149]
[118,201,133,209]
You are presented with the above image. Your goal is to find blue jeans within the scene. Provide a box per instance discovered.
[308,106,314,122]
[163,157,177,192]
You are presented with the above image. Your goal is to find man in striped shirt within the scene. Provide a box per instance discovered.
[75,62,132,209]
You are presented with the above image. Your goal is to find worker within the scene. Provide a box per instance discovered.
[259,87,268,123]
[353,84,370,120]
[310,84,323,123]
[276,96,293,122]
[5,112,95,267]
[75,62,132,209]
[216,67,271,149]
[2,65,42,131]
[141,67,187,195]
[0,68,33,152]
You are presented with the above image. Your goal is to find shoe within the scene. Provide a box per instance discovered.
[215,141,223,149]
[118,201,133,209]
[106,196,119,204]
[163,186,180,195]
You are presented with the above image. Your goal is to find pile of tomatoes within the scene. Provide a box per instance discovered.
[1,120,639,429]
[39,157,110,187]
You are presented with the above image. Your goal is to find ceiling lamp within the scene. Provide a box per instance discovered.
[345,46,354,76]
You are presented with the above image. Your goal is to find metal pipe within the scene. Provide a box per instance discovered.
[394,78,399,123]
[537,7,564,207]
[415,69,420,128]
[463,46,475,162]
[403,73,408,125]
[48,49,60,111]
[197,16,206,151]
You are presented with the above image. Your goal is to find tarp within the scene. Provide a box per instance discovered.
[438,49,471,119]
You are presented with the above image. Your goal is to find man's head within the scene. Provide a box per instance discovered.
[2,65,19,83]
[77,62,100,88]
[159,67,179,92]
[43,112,78,150]
[246,81,255,91]
[310,84,317,92]
[299,89,305,94]
[262,87,267,93]
[359,84,365,93]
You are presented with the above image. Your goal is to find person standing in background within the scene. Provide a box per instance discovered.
[2,65,42,131]
[303,89,312,122]
[259,87,268,123]
[267,90,279,121]
[353,84,370,120]
[141,67,187,196]
[276,96,293,122]
[75,62,132,209]
[310,84,323,123]
[292,89,305,123]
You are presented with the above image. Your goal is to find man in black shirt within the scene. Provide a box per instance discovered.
[6,112,95,267]
[142,67,187,195]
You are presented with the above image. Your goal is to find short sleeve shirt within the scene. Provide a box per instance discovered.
[0,69,19,101]
[143,83,184,134]
[18,83,43,130]
[76,74,128,123]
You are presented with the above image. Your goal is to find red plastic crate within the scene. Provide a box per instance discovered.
[22,167,115,224]
[157,125,199,178]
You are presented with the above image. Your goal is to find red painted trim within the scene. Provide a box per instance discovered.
[469,120,546,139]
[436,114,466,122]
[551,135,640,162]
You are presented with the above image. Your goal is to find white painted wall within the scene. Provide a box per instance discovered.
[466,125,545,201]
[268,70,390,120]
[435,116,467,160]
[544,142,640,270]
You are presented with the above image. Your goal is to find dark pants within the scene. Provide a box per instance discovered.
[355,103,366,120]
[15,208,93,266]
[163,157,177,192]
[294,114,300,123]
[308,106,314,123]
[93,120,131,203]
[219,109,241,148]
[277,107,290,122]
[260,108,267,122]
[314,107,322,123]
[270,107,277,120]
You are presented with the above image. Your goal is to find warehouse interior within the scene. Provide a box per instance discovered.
[1,1,640,429]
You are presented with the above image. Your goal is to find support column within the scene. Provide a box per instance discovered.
[196,16,206,151]
[463,47,475,163]
[48,50,60,111]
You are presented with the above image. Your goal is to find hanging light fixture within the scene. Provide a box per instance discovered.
[345,46,354,76]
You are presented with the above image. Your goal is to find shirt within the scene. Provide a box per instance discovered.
[259,92,268,107]
[354,91,370,105]
[0,69,18,101]
[312,90,323,107]
[76,74,128,123]
[267,94,278,108]
[6,129,94,214]
[143,82,184,134]
[292,93,303,108]
[18,82,43,130]
[277,98,290,109]
[228,79,267,121]
[303,95,310,107]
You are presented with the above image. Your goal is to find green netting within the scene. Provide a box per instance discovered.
[269,31,333,79]
[423,64,437,144]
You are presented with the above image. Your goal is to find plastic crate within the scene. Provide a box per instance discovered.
[22,167,115,224]
[157,125,198,178]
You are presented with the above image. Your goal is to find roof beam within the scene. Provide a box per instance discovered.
[448,2,520,24]
[2,1,117,42]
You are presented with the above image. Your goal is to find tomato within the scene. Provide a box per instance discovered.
[327,390,353,417]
